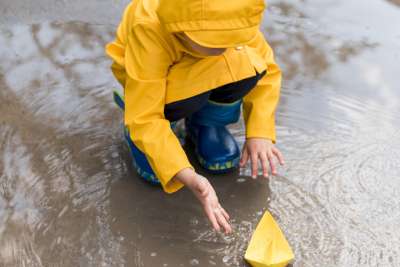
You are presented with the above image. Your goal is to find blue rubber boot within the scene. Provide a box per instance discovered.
[185,99,241,173]
[113,91,161,185]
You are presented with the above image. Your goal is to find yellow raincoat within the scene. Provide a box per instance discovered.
[106,0,282,193]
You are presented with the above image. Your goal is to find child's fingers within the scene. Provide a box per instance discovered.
[219,204,230,221]
[240,148,249,167]
[251,152,258,178]
[214,208,232,234]
[260,152,269,178]
[272,147,285,165]
[205,206,220,232]
[267,151,277,175]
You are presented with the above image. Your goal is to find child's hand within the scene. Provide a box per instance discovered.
[190,175,232,234]
[174,169,232,234]
[239,138,285,178]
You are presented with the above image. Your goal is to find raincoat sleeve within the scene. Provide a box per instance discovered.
[242,31,282,143]
[112,23,193,193]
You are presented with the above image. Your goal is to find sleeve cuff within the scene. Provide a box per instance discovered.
[245,120,276,143]
[159,162,194,194]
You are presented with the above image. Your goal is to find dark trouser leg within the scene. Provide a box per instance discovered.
[164,70,266,121]
[209,70,266,103]
[164,91,211,122]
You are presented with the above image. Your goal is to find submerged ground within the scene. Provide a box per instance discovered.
[1,0,400,266]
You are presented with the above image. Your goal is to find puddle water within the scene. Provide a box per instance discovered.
[1,0,400,266]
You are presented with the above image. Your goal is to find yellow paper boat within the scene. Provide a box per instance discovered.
[245,211,294,267]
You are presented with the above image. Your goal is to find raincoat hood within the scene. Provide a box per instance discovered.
[157,0,266,48]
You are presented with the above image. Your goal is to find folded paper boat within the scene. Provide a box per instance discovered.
[245,211,294,267]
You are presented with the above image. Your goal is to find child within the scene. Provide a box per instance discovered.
[106,0,284,234]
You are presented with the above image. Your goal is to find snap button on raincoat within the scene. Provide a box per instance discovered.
[106,0,282,193]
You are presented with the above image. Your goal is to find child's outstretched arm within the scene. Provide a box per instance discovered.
[241,31,285,178]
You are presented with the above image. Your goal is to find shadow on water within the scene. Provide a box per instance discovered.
[1,0,400,266]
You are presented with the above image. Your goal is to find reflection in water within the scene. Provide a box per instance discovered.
[264,1,379,85]
[1,0,400,266]
[0,21,126,266]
